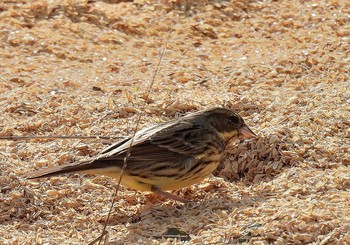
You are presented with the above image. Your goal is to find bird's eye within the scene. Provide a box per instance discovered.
[229,115,239,124]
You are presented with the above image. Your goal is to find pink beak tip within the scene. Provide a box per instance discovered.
[240,126,257,139]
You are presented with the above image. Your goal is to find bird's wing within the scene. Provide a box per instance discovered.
[27,117,218,179]
[93,119,214,167]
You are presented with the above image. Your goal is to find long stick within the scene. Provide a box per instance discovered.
[96,39,169,245]
[0,135,124,140]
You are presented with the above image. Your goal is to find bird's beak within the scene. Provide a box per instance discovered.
[239,126,257,139]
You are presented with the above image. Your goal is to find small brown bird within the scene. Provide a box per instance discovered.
[27,107,256,202]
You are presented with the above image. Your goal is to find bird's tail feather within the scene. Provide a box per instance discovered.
[26,159,116,179]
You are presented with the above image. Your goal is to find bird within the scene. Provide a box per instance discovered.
[27,107,257,202]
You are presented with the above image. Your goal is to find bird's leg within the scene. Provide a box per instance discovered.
[151,186,189,203]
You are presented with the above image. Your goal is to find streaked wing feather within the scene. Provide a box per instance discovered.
[98,120,180,157]
[92,120,213,170]
[150,121,212,154]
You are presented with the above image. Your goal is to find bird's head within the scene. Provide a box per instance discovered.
[204,108,257,142]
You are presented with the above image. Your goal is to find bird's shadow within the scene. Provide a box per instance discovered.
[116,183,269,243]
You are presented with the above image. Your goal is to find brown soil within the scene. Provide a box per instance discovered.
[1,0,350,244]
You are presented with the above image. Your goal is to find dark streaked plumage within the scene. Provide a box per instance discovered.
[27,107,256,202]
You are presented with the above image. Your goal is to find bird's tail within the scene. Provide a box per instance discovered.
[26,159,116,179]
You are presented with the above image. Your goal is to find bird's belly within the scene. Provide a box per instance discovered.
[154,161,220,191]
[83,160,220,192]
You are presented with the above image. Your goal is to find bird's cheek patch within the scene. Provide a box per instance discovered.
[217,131,238,142]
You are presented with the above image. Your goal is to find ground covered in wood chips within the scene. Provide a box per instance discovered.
[1,0,350,244]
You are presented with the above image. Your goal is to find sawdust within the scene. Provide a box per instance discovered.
[1,0,350,244]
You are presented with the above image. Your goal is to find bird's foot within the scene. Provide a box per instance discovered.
[151,187,189,203]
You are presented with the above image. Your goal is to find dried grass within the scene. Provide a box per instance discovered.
[1,0,350,244]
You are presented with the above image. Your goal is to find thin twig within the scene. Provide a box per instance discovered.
[96,40,169,245]
[87,230,108,245]
[0,135,124,141]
